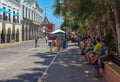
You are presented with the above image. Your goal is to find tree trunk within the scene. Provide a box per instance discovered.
[106,6,118,50]
[114,10,120,56]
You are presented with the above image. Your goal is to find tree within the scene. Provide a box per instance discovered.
[53,0,120,56]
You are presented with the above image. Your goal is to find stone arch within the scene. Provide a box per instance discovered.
[1,27,6,43]
[7,28,12,43]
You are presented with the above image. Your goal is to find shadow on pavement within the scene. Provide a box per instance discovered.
[41,47,105,82]
[0,52,57,82]
[33,52,57,66]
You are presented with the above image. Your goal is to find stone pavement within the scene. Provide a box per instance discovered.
[39,43,106,82]
[0,40,58,82]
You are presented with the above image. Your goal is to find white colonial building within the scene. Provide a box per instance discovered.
[0,0,22,43]
[21,0,43,41]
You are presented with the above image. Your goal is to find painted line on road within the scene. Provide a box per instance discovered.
[38,51,60,82]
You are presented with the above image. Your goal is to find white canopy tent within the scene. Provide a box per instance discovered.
[51,29,65,34]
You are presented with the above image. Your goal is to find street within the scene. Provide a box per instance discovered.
[0,40,57,82]
[40,43,105,82]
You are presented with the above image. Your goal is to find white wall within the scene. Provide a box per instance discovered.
[1,0,21,23]
[21,0,42,23]
[0,22,2,34]
[5,23,13,34]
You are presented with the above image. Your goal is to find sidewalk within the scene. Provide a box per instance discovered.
[39,43,106,82]
[0,40,33,48]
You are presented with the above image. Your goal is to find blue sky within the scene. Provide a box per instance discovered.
[38,0,63,29]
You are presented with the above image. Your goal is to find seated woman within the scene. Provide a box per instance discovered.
[88,38,102,64]
[85,36,95,64]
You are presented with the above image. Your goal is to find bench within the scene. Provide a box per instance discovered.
[104,61,120,82]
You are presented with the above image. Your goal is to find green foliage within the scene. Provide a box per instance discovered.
[103,30,117,53]
[53,0,120,56]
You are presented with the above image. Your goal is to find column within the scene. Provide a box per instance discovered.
[34,12,35,21]
[24,6,26,19]
[32,25,34,39]
[31,10,33,20]
[30,9,32,20]
[11,10,13,23]
[27,8,29,19]
[15,11,18,23]
[22,24,24,41]
[4,34,7,43]
[19,29,22,42]
[24,7,27,18]
[40,16,42,23]
[27,25,29,40]
[35,13,37,22]
[36,13,38,22]
[26,24,27,40]
[33,26,36,38]
[37,14,38,22]
[39,15,40,22]
[0,34,1,43]
[30,26,32,40]
[14,34,16,42]
[32,11,34,21]
[19,11,20,24]
[36,13,37,22]
[10,34,12,43]
[24,24,27,41]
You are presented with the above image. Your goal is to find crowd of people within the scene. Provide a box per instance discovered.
[43,35,68,51]
[35,34,110,77]
[77,36,110,77]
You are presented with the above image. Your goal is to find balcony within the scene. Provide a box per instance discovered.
[0,15,8,21]
[3,16,8,21]
[0,15,20,24]
[0,15,2,20]
[13,19,19,24]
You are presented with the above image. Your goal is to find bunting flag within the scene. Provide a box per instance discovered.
[4,10,11,14]
[13,13,20,17]
[0,8,11,14]
[0,8,5,12]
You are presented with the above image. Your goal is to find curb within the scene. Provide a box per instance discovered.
[0,40,33,48]
[38,52,60,82]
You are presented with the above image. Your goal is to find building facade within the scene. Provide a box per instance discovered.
[0,0,22,43]
[21,0,43,41]
[42,16,55,34]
